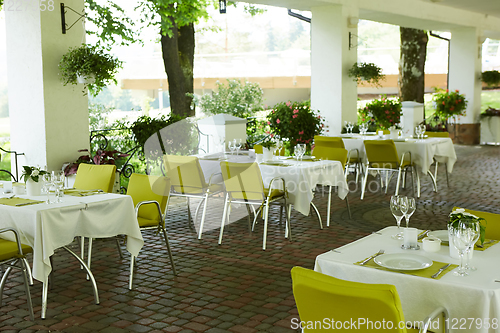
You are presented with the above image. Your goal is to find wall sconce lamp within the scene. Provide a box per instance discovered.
[219,0,227,14]
[347,16,359,28]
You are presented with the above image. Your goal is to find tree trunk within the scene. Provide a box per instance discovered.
[399,28,428,103]
[160,18,195,117]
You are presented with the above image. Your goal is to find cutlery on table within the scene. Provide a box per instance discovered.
[360,249,385,265]
[476,240,495,248]
[431,263,451,278]
[417,230,430,240]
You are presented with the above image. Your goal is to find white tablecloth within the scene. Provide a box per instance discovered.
[342,136,457,174]
[315,226,500,333]
[198,154,348,216]
[0,193,144,282]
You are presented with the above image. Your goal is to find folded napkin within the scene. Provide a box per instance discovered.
[354,254,457,280]
[0,197,45,207]
[64,189,104,197]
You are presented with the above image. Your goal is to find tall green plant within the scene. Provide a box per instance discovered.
[194,79,264,119]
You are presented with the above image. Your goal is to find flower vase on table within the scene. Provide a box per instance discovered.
[262,147,275,162]
[21,166,48,196]
[26,179,42,196]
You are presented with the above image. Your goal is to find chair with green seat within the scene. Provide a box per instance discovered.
[127,173,177,289]
[311,146,352,225]
[291,266,449,333]
[426,132,451,188]
[361,140,416,200]
[219,162,290,250]
[73,163,117,193]
[73,163,118,262]
[163,155,224,239]
[452,207,500,240]
[254,144,263,154]
[314,135,362,182]
[0,228,34,321]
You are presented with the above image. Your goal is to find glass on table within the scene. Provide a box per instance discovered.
[295,144,306,164]
[228,140,236,155]
[452,222,472,276]
[235,139,243,156]
[464,221,480,271]
[419,124,426,139]
[390,195,407,239]
[275,140,284,158]
[404,197,416,228]
[42,173,53,204]
[52,171,65,203]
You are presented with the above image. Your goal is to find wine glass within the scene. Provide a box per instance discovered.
[347,122,354,134]
[52,171,65,203]
[390,195,405,239]
[42,173,53,204]
[464,221,480,271]
[404,197,416,228]
[415,126,422,139]
[235,139,243,156]
[295,144,305,164]
[276,140,284,158]
[452,222,471,276]
[359,123,368,136]
[218,136,226,154]
[419,124,426,139]
[228,140,236,155]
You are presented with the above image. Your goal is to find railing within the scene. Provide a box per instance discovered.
[0,146,24,182]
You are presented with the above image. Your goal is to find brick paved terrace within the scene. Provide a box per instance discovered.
[1,145,499,333]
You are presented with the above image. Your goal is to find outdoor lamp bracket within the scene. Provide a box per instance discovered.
[60,3,86,34]
[219,0,226,14]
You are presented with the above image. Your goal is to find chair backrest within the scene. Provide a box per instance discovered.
[364,140,399,166]
[163,155,207,194]
[312,147,348,168]
[314,136,345,148]
[220,162,265,201]
[254,144,263,154]
[126,173,170,222]
[453,207,500,240]
[426,132,449,138]
[377,129,391,134]
[291,266,408,333]
[73,164,116,193]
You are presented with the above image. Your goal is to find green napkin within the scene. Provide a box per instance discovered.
[354,254,457,280]
[0,197,45,207]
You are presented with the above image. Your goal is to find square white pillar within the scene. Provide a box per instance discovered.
[311,5,358,135]
[5,0,89,173]
[449,28,483,124]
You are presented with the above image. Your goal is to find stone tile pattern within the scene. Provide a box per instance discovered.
[1,145,498,332]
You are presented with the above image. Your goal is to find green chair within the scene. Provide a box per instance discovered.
[163,155,223,239]
[0,228,34,320]
[219,162,290,250]
[314,135,362,182]
[361,140,415,200]
[311,146,352,225]
[127,173,177,289]
[254,144,263,154]
[73,163,116,193]
[453,207,500,240]
[291,266,448,333]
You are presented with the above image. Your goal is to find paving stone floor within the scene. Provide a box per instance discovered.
[1,144,500,332]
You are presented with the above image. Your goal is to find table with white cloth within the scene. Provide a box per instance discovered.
[315,226,500,333]
[198,153,349,216]
[0,193,144,318]
[341,135,457,195]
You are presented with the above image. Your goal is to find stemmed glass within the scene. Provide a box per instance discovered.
[235,139,243,156]
[42,174,53,204]
[452,222,473,276]
[464,221,480,271]
[276,140,284,158]
[228,140,236,155]
[52,171,65,203]
[295,144,305,164]
[404,197,416,228]
[415,126,422,139]
[390,195,407,239]
[419,124,426,139]
[218,136,226,153]
[359,123,368,136]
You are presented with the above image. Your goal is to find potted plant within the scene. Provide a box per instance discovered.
[59,44,123,96]
[64,149,129,176]
[348,62,385,86]
[267,100,324,153]
[432,89,468,121]
[358,96,402,130]
[481,70,500,88]
[480,107,500,144]
[21,166,49,196]
[259,137,276,161]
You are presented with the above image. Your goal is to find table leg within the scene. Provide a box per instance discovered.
[41,278,48,319]
[427,170,438,192]
[62,246,99,305]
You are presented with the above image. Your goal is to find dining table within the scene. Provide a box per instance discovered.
[198,152,349,217]
[0,190,144,318]
[340,134,457,196]
[314,226,500,333]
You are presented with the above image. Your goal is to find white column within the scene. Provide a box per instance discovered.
[449,28,483,124]
[5,0,89,173]
[311,5,358,135]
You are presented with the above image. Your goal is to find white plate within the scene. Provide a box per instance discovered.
[428,230,449,242]
[374,253,433,271]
